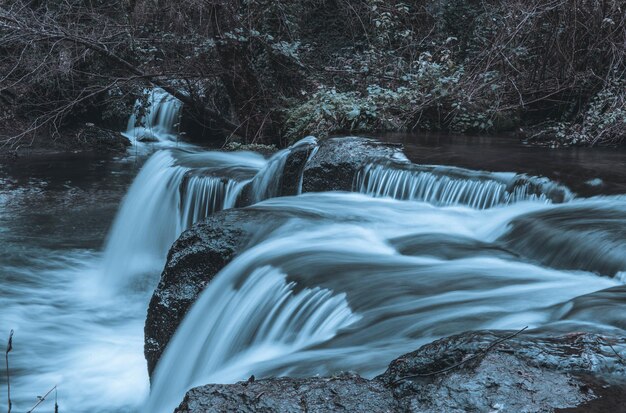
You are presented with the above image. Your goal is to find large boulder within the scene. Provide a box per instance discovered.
[380,330,626,413]
[174,373,396,413]
[174,331,626,413]
[298,137,407,192]
[144,208,293,376]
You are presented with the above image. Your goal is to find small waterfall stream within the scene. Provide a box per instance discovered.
[147,263,359,411]
[123,88,184,148]
[101,137,318,289]
[100,149,261,288]
[250,136,317,202]
[355,160,574,208]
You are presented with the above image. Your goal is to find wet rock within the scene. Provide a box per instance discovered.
[287,137,408,193]
[380,330,626,412]
[174,331,626,413]
[136,133,160,143]
[144,208,293,376]
[174,373,397,413]
[75,125,131,153]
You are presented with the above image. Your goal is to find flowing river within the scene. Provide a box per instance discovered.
[1,95,625,412]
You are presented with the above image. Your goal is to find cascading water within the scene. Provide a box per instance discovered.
[101,137,318,289]
[123,88,183,147]
[146,263,359,411]
[500,200,626,276]
[249,136,318,202]
[355,160,574,208]
[100,149,265,288]
[145,193,626,412]
[3,130,625,413]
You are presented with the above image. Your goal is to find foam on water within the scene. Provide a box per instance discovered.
[355,160,574,208]
[144,194,626,412]
[2,129,625,413]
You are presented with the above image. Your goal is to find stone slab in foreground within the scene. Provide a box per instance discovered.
[174,331,626,413]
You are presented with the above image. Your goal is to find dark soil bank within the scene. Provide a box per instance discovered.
[0,124,130,160]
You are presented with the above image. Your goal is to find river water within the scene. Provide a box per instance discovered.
[1,126,625,413]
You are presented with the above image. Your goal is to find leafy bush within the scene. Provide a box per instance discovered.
[2,0,625,146]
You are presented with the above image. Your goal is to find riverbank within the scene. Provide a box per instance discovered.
[1,1,624,147]
[0,123,130,161]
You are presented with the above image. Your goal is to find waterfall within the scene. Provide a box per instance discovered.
[249,148,291,202]
[6,119,626,413]
[124,88,183,145]
[145,228,363,413]
[143,194,623,413]
[250,136,318,202]
[100,149,266,288]
[354,161,574,209]
[179,175,241,229]
[101,137,318,288]
[298,143,319,194]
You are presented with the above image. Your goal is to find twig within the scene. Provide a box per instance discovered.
[603,340,625,365]
[5,330,13,413]
[392,326,529,385]
[27,385,57,413]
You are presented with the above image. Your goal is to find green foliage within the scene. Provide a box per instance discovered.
[545,76,626,146]
[3,0,625,146]
[285,56,475,140]
[285,87,376,140]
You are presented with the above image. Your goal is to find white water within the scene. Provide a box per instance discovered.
[0,161,150,413]
[147,263,359,411]
[0,254,150,412]
[146,193,626,412]
[250,136,317,201]
[100,149,265,289]
[2,129,626,413]
[122,88,190,151]
[355,161,574,208]
[101,137,318,290]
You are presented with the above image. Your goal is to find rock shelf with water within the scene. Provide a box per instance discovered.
[135,137,626,412]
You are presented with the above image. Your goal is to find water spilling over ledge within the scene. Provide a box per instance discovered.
[100,137,318,289]
[4,133,625,413]
[100,149,261,287]
[355,160,574,208]
[144,192,626,412]
[500,200,626,277]
[145,263,359,412]
[123,88,184,147]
